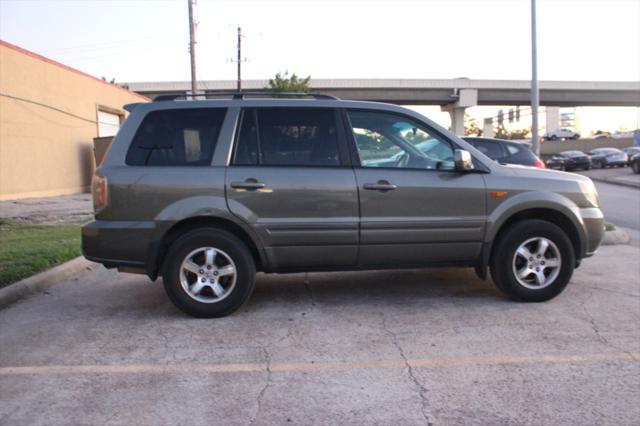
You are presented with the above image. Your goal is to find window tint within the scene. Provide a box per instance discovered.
[234,110,259,165]
[471,140,504,160]
[348,110,454,170]
[504,142,537,164]
[233,108,341,166]
[126,108,226,166]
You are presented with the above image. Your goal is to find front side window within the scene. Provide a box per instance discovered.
[348,110,454,170]
[233,108,341,166]
[126,108,226,166]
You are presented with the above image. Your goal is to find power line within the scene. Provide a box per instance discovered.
[42,32,183,55]
[1,93,106,125]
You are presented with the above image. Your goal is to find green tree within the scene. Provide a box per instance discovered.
[508,128,530,140]
[266,71,311,93]
[494,123,509,139]
[464,114,482,136]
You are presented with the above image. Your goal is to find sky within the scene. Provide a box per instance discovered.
[1,0,639,132]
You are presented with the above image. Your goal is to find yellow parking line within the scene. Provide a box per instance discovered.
[1,352,638,376]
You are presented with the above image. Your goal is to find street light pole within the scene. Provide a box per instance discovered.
[531,0,540,155]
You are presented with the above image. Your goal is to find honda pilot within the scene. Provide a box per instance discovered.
[82,94,604,317]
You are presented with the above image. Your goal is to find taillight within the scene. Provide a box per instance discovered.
[92,174,108,213]
[534,159,545,168]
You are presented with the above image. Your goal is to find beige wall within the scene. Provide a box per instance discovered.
[0,41,148,201]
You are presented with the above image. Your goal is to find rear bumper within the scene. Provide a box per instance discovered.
[579,207,604,257]
[82,220,155,267]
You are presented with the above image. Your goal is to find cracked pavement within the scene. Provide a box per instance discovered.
[1,244,639,425]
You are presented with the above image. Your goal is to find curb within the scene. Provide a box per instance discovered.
[0,257,94,309]
[601,229,630,246]
[590,176,640,190]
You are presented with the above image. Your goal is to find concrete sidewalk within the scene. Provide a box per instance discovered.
[1,244,638,425]
[0,193,92,224]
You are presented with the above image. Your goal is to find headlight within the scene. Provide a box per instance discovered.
[579,179,599,207]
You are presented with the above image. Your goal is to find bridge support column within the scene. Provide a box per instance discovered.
[441,89,478,136]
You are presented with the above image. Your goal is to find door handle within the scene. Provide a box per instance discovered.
[363,181,397,191]
[231,180,266,190]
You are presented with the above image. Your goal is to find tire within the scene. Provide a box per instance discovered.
[632,162,640,174]
[584,165,591,170]
[550,135,558,141]
[162,228,256,318]
[490,219,575,302]
[572,134,580,140]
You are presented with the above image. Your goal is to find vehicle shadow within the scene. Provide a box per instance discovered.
[246,267,504,311]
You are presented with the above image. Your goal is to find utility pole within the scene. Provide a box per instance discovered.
[188,0,197,97]
[530,0,540,155]
[236,26,243,91]
[230,26,248,92]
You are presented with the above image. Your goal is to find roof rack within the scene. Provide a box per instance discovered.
[152,92,339,102]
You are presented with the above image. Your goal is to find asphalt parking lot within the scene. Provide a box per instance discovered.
[1,243,639,425]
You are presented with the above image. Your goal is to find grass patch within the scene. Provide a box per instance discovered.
[0,221,81,288]
[604,223,617,232]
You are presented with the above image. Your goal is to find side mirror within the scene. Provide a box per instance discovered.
[454,149,474,171]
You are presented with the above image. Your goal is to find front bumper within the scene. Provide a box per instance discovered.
[579,207,604,257]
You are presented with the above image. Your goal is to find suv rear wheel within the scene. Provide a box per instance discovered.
[490,219,575,302]
[162,228,256,318]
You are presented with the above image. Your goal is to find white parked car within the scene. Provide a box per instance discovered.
[544,128,580,141]
[612,130,633,139]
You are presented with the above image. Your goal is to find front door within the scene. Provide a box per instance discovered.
[226,107,359,270]
[346,109,487,267]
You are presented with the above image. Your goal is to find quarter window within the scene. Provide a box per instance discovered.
[126,108,226,166]
[233,108,341,166]
[348,110,454,170]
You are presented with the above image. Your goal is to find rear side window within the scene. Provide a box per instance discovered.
[504,143,537,163]
[233,108,341,166]
[126,108,226,166]
[470,140,505,160]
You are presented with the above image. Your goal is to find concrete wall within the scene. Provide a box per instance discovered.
[0,41,148,201]
[539,137,634,158]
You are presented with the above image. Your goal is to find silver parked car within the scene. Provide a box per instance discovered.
[82,93,604,317]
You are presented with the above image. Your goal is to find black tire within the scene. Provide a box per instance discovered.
[490,219,575,302]
[162,228,256,318]
[632,162,640,174]
[550,135,558,141]
[584,165,591,170]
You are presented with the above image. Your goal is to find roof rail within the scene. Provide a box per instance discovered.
[152,92,339,102]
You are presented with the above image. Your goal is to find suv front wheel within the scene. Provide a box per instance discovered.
[490,219,575,302]
[162,228,256,318]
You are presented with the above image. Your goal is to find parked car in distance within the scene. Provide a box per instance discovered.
[612,130,634,139]
[463,137,545,168]
[545,151,592,171]
[622,146,640,163]
[544,128,580,141]
[589,148,628,168]
[592,133,611,139]
[82,93,604,317]
[630,153,640,174]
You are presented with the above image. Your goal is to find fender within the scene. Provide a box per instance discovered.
[145,195,268,280]
[475,190,587,280]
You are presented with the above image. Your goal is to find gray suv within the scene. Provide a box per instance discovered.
[82,94,604,317]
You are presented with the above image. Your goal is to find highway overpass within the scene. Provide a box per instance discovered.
[127,78,640,135]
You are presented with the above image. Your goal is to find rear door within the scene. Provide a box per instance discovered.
[345,109,487,267]
[226,108,359,270]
